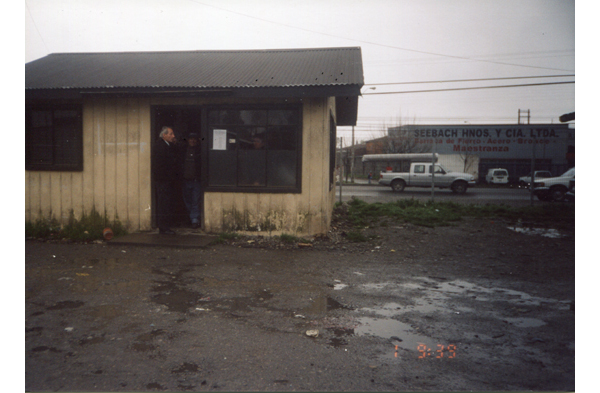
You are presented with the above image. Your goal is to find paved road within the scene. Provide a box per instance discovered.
[336,184,540,206]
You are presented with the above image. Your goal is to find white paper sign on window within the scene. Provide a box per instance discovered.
[213,129,227,150]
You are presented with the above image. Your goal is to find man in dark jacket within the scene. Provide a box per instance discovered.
[152,126,178,234]
[180,133,202,228]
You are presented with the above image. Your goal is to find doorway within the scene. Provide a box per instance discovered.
[151,106,204,229]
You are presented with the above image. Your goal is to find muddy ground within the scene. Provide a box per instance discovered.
[25,213,575,392]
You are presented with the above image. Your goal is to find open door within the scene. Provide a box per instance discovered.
[151,106,204,229]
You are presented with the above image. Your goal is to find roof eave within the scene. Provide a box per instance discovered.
[26,84,362,125]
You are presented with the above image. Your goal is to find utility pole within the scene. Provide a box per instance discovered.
[520,109,535,205]
[518,109,530,125]
[431,139,436,202]
[350,126,355,183]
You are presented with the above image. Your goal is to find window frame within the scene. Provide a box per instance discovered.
[25,102,83,172]
[205,104,303,194]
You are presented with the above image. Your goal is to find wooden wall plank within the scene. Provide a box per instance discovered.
[104,101,117,219]
[70,171,83,220]
[27,172,41,221]
[138,99,152,230]
[93,100,106,216]
[81,99,95,217]
[115,98,129,225]
[60,172,72,222]
[127,98,141,229]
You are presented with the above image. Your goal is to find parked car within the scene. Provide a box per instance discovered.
[518,170,552,188]
[485,168,509,184]
[532,167,575,202]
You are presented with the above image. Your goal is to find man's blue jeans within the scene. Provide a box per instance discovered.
[182,180,202,224]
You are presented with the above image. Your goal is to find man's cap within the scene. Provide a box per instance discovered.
[188,133,199,138]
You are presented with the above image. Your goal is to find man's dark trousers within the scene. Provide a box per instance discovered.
[156,181,175,231]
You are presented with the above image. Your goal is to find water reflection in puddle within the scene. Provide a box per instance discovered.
[355,316,438,353]
[360,278,570,309]
[303,296,351,316]
[508,226,564,238]
[502,316,546,328]
[348,277,564,355]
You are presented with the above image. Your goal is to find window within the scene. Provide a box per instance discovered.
[414,165,425,174]
[430,165,445,174]
[26,104,83,171]
[207,107,301,191]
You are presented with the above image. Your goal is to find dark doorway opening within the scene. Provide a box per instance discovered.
[151,106,204,229]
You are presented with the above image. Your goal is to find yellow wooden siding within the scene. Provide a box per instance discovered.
[25,97,153,230]
[26,95,337,236]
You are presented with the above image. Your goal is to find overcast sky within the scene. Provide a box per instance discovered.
[24,0,576,143]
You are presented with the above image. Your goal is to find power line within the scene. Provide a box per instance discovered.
[364,74,575,87]
[361,81,574,95]
[25,0,49,53]
[188,0,573,73]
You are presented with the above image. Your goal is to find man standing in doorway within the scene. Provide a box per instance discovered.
[181,133,202,229]
[152,126,178,235]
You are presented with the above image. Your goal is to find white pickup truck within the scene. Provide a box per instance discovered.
[532,167,575,202]
[376,161,476,194]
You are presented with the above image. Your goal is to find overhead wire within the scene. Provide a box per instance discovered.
[362,81,574,95]
[25,0,49,53]
[188,0,574,73]
[363,74,575,86]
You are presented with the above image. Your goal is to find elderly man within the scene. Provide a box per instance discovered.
[152,126,178,235]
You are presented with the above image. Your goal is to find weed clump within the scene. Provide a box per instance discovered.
[280,233,304,244]
[26,208,127,242]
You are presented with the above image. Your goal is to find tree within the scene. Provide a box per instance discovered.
[371,114,431,155]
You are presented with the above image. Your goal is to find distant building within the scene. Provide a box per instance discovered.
[370,124,575,182]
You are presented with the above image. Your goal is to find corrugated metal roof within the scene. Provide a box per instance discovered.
[25,47,364,91]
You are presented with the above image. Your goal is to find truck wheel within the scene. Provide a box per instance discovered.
[549,186,567,202]
[537,193,550,201]
[391,179,405,192]
[451,181,468,194]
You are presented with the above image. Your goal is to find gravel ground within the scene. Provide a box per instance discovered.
[25,211,575,392]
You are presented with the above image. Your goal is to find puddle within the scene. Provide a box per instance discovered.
[46,300,85,311]
[86,304,124,321]
[131,342,156,352]
[502,317,546,328]
[151,287,202,313]
[79,335,105,346]
[130,329,167,352]
[254,289,274,301]
[350,277,567,356]
[172,362,199,373]
[327,327,354,348]
[354,316,439,353]
[361,278,570,309]
[303,296,352,316]
[150,268,203,313]
[508,226,564,238]
[31,346,62,353]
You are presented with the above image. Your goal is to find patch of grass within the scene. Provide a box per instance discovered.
[25,217,62,239]
[207,232,241,246]
[26,208,127,241]
[346,230,368,242]
[218,232,241,240]
[341,196,574,229]
[280,233,299,243]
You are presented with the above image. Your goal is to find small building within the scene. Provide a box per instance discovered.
[25,47,364,235]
